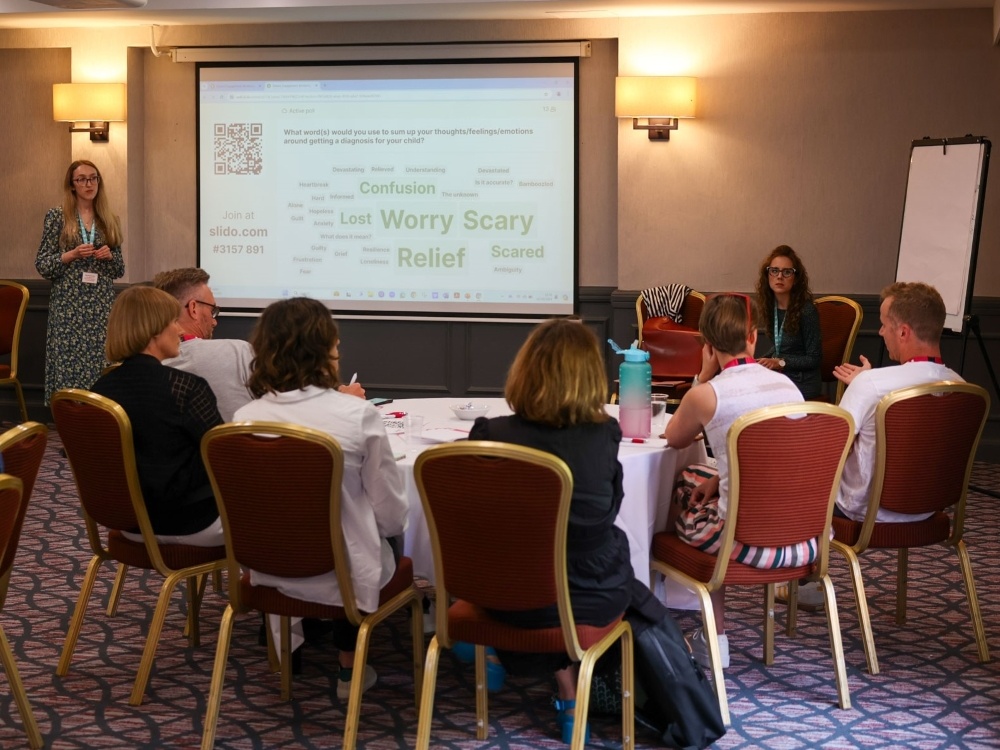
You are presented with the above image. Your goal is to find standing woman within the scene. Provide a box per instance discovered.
[35,160,125,404]
[754,245,822,399]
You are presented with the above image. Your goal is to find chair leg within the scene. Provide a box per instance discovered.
[57,554,103,677]
[763,583,776,665]
[474,645,489,740]
[415,636,442,750]
[831,541,879,675]
[692,585,730,727]
[619,629,635,750]
[408,595,425,711]
[200,604,235,750]
[279,616,293,701]
[212,569,224,594]
[12,380,28,425]
[955,540,990,663]
[895,549,908,626]
[786,580,799,636]
[0,625,43,749]
[129,569,189,706]
[342,618,378,750]
[184,574,209,647]
[820,575,851,710]
[106,562,128,617]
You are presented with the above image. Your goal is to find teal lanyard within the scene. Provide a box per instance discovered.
[772,308,785,357]
[78,213,96,245]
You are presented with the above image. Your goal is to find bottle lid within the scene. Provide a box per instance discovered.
[623,347,649,363]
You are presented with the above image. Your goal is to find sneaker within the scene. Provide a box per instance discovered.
[336,664,377,700]
[776,582,826,612]
[689,627,729,670]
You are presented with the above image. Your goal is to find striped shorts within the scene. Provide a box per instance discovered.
[673,463,820,569]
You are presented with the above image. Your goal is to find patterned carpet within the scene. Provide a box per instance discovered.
[0,426,998,749]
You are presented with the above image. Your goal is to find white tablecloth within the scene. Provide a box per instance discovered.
[380,397,707,609]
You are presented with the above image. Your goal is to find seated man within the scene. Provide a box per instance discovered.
[154,268,364,420]
[833,281,962,523]
[789,281,962,612]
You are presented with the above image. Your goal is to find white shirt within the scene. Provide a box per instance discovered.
[706,362,804,518]
[836,361,962,523]
[164,338,254,422]
[235,386,408,613]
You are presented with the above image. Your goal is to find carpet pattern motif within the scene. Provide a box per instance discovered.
[0,428,997,748]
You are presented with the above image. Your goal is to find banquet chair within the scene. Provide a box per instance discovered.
[414,441,634,750]
[0,422,48,605]
[830,381,990,675]
[650,403,854,725]
[200,422,423,750]
[637,289,706,403]
[814,295,863,404]
[0,281,29,423]
[0,474,43,749]
[50,389,227,706]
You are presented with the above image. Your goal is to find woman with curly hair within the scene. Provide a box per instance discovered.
[235,297,406,699]
[754,245,822,399]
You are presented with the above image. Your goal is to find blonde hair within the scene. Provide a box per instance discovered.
[505,318,608,428]
[881,282,946,343]
[105,286,180,362]
[700,294,754,356]
[59,160,123,249]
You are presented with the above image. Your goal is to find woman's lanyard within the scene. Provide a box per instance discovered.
[772,307,785,358]
[78,213,96,246]
[723,357,756,370]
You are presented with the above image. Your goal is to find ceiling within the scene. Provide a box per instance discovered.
[0,0,993,29]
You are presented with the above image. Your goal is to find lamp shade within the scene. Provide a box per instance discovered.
[615,76,697,119]
[53,83,127,122]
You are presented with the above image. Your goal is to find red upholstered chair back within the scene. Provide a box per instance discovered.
[726,405,854,558]
[637,291,706,380]
[815,296,863,403]
[873,382,988,518]
[202,423,343,582]
[0,423,47,579]
[0,475,25,598]
[0,282,28,359]
[415,441,573,614]
[51,390,141,533]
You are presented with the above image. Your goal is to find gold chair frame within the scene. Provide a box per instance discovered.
[51,389,227,706]
[414,441,634,750]
[830,381,990,675]
[0,473,43,749]
[814,295,863,404]
[200,421,424,750]
[651,403,855,725]
[0,281,29,423]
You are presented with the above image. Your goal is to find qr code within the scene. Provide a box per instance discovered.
[213,123,263,175]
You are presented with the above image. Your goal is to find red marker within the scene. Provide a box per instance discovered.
[630,438,646,444]
[386,411,407,418]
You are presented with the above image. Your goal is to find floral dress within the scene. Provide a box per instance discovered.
[35,206,125,404]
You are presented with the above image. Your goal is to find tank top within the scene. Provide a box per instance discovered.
[706,362,804,518]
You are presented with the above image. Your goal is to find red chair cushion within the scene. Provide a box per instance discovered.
[831,512,950,549]
[447,599,624,653]
[107,529,226,570]
[652,532,814,585]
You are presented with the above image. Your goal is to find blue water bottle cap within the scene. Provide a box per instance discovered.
[623,347,649,363]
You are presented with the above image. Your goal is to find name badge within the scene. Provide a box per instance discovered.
[82,272,98,284]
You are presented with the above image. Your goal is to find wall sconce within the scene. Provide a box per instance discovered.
[53,83,127,142]
[615,76,697,141]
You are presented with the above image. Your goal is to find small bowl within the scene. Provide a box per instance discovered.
[450,403,490,421]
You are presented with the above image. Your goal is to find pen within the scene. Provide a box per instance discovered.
[630,438,646,444]
[349,372,358,385]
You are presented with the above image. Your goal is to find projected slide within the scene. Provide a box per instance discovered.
[197,62,577,316]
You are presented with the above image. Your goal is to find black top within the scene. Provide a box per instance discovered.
[469,414,662,629]
[91,354,222,535]
[760,301,823,399]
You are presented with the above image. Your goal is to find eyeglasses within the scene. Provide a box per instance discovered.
[192,299,221,319]
[766,267,797,279]
[72,175,100,186]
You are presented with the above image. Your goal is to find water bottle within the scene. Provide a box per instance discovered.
[610,340,652,439]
